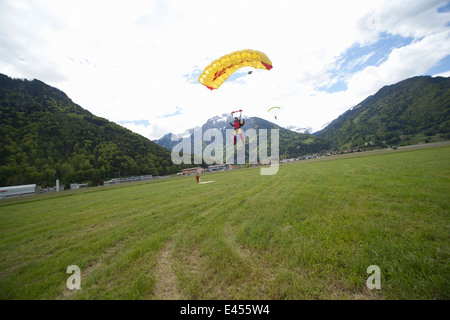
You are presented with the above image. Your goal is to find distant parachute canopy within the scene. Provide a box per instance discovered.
[198,49,273,90]
[268,106,280,120]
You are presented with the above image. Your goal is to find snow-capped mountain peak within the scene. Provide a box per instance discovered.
[284,125,312,134]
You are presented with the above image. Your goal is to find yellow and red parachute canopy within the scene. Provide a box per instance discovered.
[198,49,273,90]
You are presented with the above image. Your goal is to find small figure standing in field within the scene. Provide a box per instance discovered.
[196,174,199,183]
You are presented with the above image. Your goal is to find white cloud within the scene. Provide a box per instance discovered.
[347,29,450,98]
[0,0,449,139]
[434,70,450,78]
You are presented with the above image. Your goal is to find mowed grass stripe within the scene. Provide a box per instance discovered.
[0,144,448,299]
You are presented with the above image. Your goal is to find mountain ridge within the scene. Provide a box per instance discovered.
[0,73,183,187]
[153,114,333,159]
[1,73,448,187]
[314,75,450,148]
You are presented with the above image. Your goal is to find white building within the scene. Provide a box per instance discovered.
[0,184,37,199]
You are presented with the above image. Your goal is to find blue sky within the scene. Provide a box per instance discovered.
[118,119,151,127]
[438,2,450,14]
[426,54,450,75]
[0,0,449,140]
[318,33,417,93]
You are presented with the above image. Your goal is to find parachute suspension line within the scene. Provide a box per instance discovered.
[231,109,243,120]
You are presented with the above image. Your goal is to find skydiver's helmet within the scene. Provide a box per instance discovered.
[234,117,238,121]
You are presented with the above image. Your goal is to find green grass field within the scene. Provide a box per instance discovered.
[0,144,449,300]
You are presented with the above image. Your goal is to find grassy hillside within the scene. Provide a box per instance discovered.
[0,74,183,188]
[0,143,448,299]
[315,76,450,149]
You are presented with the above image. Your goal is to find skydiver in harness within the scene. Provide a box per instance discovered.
[230,110,245,145]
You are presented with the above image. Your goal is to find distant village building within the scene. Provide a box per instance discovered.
[70,183,88,190]
[103,175,153,185]
[248,162,262,167]
[181,167,205,175]
[207,164,232,172]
